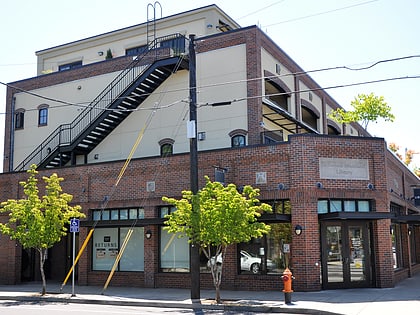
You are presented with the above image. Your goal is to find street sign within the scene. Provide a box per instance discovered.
[70,218,80,233]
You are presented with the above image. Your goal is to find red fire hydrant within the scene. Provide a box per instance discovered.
[281,267,294,304]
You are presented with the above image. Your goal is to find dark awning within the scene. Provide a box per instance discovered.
[260,213,291,222]
[262,99,318,134]
[393,215,420,224]
[319,212,394,221]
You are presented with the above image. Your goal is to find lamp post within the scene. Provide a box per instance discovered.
[188,34,200,300]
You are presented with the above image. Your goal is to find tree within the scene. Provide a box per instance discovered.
[328,93,395,130]
[389,143,420,177]
[163,177,271,303]
[0,165,85,295]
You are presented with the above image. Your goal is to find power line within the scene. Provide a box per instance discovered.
[262,0,379,28]
[1,54,418,114]
[236,1,286,20]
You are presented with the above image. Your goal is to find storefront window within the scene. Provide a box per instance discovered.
[160,227,189,272]
[92,227,145,271]
[391,224,402,269]
[238,223,292,275]
[409,226,416,265]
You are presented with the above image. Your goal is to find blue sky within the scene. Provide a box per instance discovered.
[1,0,419,171]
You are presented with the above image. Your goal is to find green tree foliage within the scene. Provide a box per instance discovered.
[328,93,395,130]
[0,165,85,295]
[163,177,271,303]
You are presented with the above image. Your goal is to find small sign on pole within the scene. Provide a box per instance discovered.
[70,218,80,233]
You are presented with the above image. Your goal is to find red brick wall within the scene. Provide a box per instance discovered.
[2,134,417,291]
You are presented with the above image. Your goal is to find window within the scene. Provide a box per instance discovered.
[92,227,144,271]
[125,45,148,57]
[38,105,48,126]
[58,61,82,72]
[160,227,189,272]
[391,223,402,269]
[159,138,174,157]
[92,207,144,221]
[317,199,372,214]
[301,103,319,131]
[238,223,291,275]
[159,206,176,218]
[160,37,185,55]
[231,135,245,147]
[214,168,225,185]
[261,130,283,144]
[14,110,25,129]
[265,80,289,111]
[161,143,173,157]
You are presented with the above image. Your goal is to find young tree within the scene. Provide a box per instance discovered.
[0,164,85,295]
[163,177,271,303]
[328,93,395,130]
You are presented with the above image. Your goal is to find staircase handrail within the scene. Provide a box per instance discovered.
[14,33,187,171]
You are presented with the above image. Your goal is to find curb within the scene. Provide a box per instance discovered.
[0,294,343,315]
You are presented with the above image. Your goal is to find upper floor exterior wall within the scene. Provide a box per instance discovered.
[35,5,240,76]
[4,5,371,172]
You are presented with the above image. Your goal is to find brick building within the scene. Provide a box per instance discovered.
[1,4,419,291]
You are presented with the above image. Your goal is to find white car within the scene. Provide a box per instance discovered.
[208,250,275,274]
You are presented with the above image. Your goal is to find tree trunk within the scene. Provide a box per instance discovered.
[211,262,223,304]
[38,248,47,295]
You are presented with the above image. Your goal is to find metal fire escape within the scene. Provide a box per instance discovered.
[14,33,189,171]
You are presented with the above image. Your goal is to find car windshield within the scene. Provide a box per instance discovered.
[242,251,257,257]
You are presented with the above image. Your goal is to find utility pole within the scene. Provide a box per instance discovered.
[188,34,200,300]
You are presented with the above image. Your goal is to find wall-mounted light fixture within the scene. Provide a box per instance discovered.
[94,154,99,160]
[316,182,323,189]
[145,230,152,239]
[98,51,104,56]
[408,227,412,236]
[295,225,303,236]
[367,183,374,190]
[47,147,51,154]
[278,183,286,190]
[390,225,394,235]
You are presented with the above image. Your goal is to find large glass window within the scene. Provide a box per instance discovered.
[238,223,292,275]
[160,227,189,272]
[92,227,144,271]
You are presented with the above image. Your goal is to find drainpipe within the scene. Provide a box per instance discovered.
[9,96,16,172]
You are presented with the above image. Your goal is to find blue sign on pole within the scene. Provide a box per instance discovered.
[70,218,80,233]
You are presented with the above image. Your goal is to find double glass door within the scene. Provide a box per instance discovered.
[321,221,371,289]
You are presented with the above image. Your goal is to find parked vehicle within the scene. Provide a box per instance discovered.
[207,250,275,274]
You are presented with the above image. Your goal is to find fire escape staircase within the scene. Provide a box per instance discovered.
[14,34,189,171]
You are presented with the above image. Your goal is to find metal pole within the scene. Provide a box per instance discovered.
[189,34,200,300]
[72,229,76,297]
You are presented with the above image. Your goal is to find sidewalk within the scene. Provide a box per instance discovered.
[1,273,420,315]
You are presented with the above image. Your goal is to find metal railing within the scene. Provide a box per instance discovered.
[15,33,188,171]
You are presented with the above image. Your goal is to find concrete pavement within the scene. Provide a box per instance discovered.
[0,273,419,314]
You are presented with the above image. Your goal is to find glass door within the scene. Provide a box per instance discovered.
[321,221,371,289]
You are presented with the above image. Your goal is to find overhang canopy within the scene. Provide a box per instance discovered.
[319,212,394,221]
[262,99,318,135]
